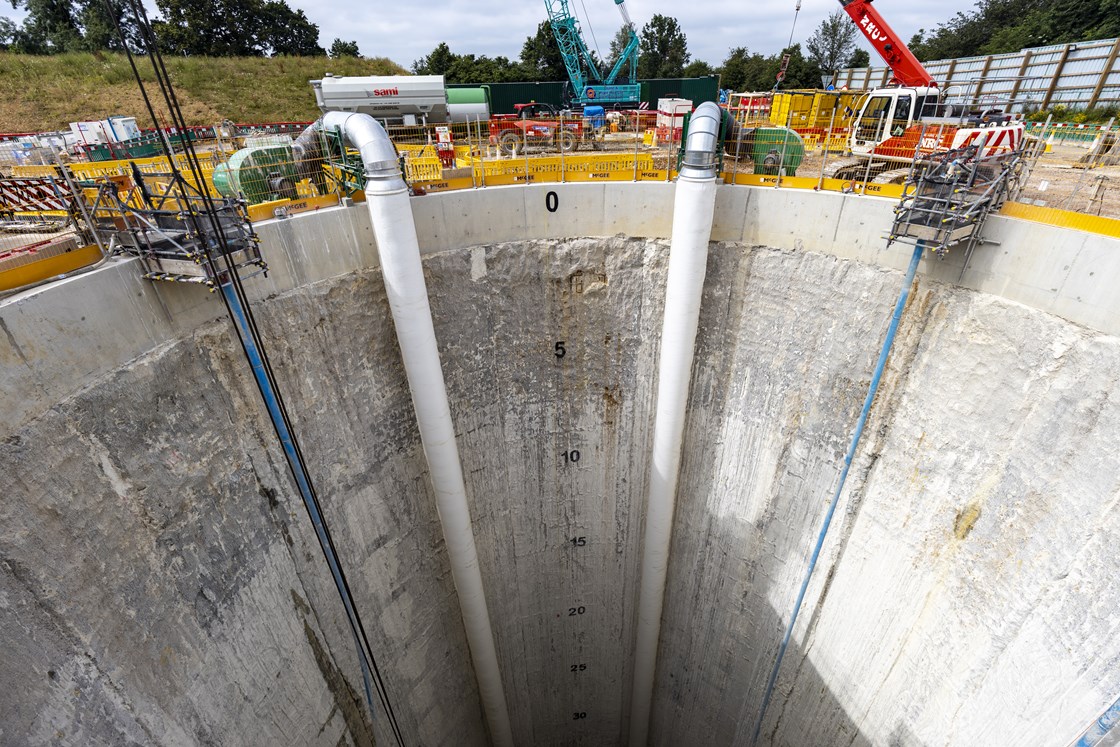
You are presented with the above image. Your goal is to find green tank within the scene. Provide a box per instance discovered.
[212,144,300,205]
[680,113,806,176]
[728,125,806,176]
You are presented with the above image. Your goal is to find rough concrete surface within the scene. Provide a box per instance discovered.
[2,185,1119,747]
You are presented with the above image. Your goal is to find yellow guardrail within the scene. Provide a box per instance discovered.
[246,193,341,222]
[472,153,656,181]
[0,242,102,292]
[798,132,849,152]
[9,165,59,178]
[9,145,1120,242]
[725,173,911,199]
[1000,201,1120,238]
[9,152,235,181]
[770,91,861,129]
[404,156,444,182]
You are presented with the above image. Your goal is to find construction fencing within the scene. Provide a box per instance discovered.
[0,148,100,291]
[838,36,1120,112]
[2,111,1118,281]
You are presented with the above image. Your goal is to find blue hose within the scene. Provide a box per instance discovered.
[1073,694,1120,746]
[750,241,925,745]
[220,283,377,721]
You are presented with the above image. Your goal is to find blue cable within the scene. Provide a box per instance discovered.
[1073,694,1120,746]
[750,240,926,745]
[220,283,378,724]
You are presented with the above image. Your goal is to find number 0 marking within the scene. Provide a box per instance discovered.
[546,191,559,212]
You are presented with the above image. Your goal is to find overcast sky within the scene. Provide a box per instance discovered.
[4,0,983,68]
[302,0,983,68]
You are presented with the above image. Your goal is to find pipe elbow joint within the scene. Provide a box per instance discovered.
[679,101,723,181]
[319,111,407,194]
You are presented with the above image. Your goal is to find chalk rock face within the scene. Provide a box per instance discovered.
[2,222,1118,747]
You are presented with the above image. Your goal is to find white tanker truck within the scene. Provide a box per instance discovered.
[310,74,490,126]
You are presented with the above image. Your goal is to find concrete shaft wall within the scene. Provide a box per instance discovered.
[1,184,1118,746]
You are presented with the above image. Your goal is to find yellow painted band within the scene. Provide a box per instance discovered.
[1000,201,1120,238]
[0,243,102,291]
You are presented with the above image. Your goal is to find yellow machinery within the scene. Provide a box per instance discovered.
[770,90,863,129]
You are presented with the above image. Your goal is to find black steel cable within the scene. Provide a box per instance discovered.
[105,3,406,744]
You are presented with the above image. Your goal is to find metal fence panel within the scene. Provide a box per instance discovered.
[838,36,1120,111]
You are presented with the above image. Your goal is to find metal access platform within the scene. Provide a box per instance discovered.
[86,167,266,289]
[888,140,1024,259]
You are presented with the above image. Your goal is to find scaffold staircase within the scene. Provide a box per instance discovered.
[888,138,1024,259]
[87,166,266,289]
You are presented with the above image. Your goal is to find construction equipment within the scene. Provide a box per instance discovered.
[212,142,303,205]
[681,111,806,176]
[736,127,807,175]
[827,0,1025,182]
[91,166,266,289]
[311,74,449,125]
[310,75,490,126]
[544,0,641,107]
[489,103,586,155]
[888,133,1025,260]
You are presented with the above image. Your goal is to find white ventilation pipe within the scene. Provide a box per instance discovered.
[629,101,723,747]
[322,111,515,747]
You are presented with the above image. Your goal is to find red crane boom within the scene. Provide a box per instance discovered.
[839,0,937,87]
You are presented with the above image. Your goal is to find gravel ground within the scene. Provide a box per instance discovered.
[782,143,1120,220]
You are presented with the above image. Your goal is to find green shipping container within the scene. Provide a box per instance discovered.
[639,76,720,108]
[448,76,719,112]
[448,81,566,114]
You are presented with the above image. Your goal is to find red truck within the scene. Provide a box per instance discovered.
[489,103,584,155]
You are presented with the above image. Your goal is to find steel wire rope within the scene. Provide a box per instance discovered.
[577,0,603,72]
[106,3,406,743]
[143,50,409,747]
[774,0,802,92]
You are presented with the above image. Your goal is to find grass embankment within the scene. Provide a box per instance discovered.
[0,52,407,133]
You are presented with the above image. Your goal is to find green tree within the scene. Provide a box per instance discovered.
[448,54,522,83]
[805,10,858,76]
[328,39,360,58]
[772,44,820,90]
[846,48,870,68]
[605,25,637,77]
[719,46,787,92]
[716,46,752,91]
[153,0,323,56]
[8,0,81,53]
[637,14,689,78]
[906,0,1058,60]
[412,41,456,75]
[413,42,523,83]
[520,21,567,80]
[154,0,258,55]
[73,0,136,52]
[259,2,323,56]
[683,60,714,77]
[0,16,18,49]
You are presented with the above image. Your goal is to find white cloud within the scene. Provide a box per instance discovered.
[297,0,981,69]
[0,0,982,70]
